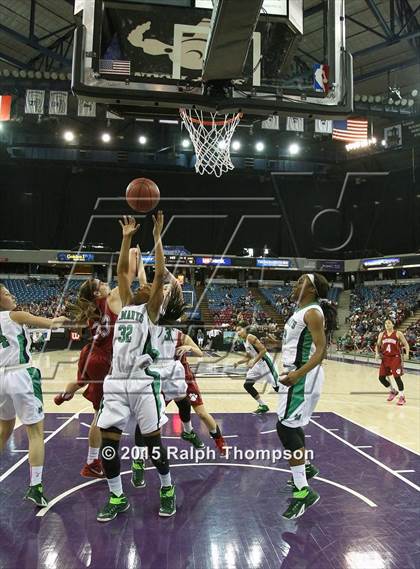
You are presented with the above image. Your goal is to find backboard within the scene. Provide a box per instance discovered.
[72,0,353,121]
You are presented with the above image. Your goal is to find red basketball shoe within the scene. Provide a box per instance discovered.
[80,459,104,479]
[214,435,227,456]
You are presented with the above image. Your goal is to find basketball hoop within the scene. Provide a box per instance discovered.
[179,108,242,177]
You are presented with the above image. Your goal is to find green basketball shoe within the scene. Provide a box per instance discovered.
[159,485,176,517]
[24,484,49,507]
[131,459,146,488]
[286,463,320,487]
[181,430,205,449]
[282,486,320,520]
[97,493,130,523]
[253,404,269,414]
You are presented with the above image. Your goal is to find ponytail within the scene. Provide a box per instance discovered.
[312,273,337,334]
[67,279,100,325]
[158,281,186,325]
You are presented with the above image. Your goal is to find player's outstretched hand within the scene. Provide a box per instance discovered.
[52,316,71,329]
[175,345,190,358]
[152,210,164,239]
[119,215,140,237]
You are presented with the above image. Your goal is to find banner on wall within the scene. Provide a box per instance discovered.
[49,91,68,115]
[286,116,304,132]
[25,90,45,114]
[315,119,333,134]
[77,98,97,117]
[261,115,280,130]
[384,124,402,147]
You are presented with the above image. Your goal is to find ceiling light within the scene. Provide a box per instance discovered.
[289,143,300,155]
[63,130,75,142]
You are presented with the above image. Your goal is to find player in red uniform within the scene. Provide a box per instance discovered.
[375,319,409,406]
[54,250,139,477]
[176,333,226,454]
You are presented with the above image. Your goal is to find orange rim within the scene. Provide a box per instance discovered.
[180,108,242,126]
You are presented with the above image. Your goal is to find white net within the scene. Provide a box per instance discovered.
[179,108,242,177]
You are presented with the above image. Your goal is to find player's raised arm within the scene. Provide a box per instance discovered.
[117,216,139,307]
[137,244,148,287]
[10,311,69,330]
[397,330,410,359]
[108,247,139,306]
[147,210,165,323]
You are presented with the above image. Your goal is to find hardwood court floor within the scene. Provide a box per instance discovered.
[2,350,419,569]
[32,350,420,453]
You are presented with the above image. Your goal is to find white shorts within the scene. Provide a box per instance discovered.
[277,366,324,428]
[97,369,168,435]
[246,359,279,388]
[0,366,44,425]
[158,360,187,401]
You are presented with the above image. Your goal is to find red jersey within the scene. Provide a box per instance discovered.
[88,296,117,357]
[381,330,401,358]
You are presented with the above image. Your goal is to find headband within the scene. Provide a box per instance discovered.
[306,273,319,296]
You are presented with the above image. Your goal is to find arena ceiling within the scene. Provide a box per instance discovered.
[0,0,418,98]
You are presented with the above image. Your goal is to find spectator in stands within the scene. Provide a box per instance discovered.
[196,329,205,349]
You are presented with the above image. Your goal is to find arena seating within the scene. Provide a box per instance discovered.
[338,284,420,354]
[2,277,201,321]
[327,287,341,302]
[206,284,266,326]
[405,319,420,360]
[260,285,340,315]
[259,286,294,321]
[260,286,292,305]
[4,278,80,302]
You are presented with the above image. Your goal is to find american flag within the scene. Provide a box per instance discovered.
[332,118,368,142]
[99,59,131,76]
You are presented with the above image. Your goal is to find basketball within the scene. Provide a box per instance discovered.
[126,178,160,213]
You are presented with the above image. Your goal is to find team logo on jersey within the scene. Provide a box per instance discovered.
[289,319,297,330]
[189,393,198,402]
[396,369,401,375]
[293,413,302,421]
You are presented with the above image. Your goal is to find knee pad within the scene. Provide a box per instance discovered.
[100,437,121,479]
[134,424,145,447]
[144,433,169,475]
[394,376,404,391]
[176,397,191,423]
[276,420,304,452]
[243,381,258,398]
[379,376,390,388]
